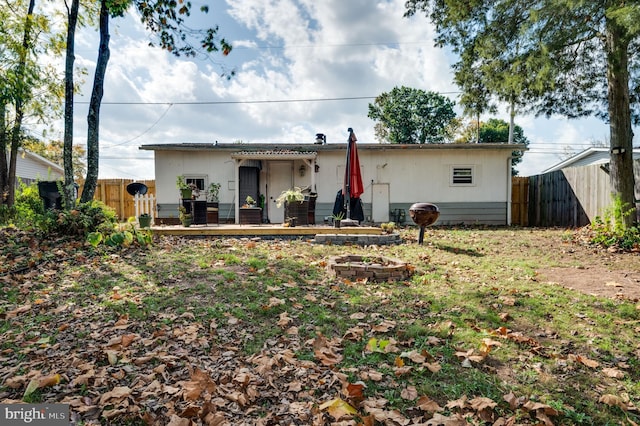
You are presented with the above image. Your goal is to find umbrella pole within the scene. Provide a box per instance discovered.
[344,128,352,220]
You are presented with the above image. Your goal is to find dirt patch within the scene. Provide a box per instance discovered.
[538,266,640,301]
[534,239,640,301]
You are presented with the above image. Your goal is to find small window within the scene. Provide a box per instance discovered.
[185,176,206,191]
[451,166,474,185]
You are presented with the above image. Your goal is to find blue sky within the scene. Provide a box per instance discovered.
[52,0,619,179]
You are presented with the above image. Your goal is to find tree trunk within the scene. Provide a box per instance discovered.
[0,102,8,206]
[81,0,109,203]
[605,16,636,227]
[6,0,36,207]
[63,0,79,209]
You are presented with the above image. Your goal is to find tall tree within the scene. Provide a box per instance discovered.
[80,0,109,203]
[1,0,36,207]
[405,1,640,226]
[1,0,63,208]
[62,0,80,208]
[66,0,233,204]
[367,86,457,144]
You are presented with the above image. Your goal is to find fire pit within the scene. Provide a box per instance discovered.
[409,202,440,244]
[328,255,413,282]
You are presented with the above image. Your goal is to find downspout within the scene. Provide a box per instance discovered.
[506,155,513,226]
[235,159,240,224]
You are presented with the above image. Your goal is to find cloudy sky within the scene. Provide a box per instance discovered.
[56,0,617,179]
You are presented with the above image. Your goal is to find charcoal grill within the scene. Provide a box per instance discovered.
[409,203,440,244]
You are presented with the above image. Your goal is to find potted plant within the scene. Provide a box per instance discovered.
[244,195,256,207]
[286,216,297,227]
[207,182,221,224]
[275,187,305,207]
[176,176,192,199]
[179,205,192,227]
[276,187,306,224]
[332,211,345,228]
[138,213,152,228]
[207,182,221,203]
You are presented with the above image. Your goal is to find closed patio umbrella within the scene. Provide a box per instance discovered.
[343,127,364,223]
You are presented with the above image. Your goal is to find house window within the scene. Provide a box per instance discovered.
[184,176,206,191]
[451,166,474,186]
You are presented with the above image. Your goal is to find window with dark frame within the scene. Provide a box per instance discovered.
[185,177,206,191]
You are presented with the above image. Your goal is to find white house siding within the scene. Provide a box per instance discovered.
[143,143,522,225]
[10,149,63,186]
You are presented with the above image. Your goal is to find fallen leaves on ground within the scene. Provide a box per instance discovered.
[0,231,638,424]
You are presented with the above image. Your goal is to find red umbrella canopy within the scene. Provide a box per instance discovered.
[346,130,364,199]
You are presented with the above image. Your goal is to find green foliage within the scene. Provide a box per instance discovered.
[87,219,153,248]
[275,187,304,208]
[133,0,233,68]
[176,175,189,190]
[458,118,530,174]
[42,200,117,238]
[380,222,396,233]
[207,182,221,202]
[367,86,457,144]
[0,182,45,228]
[590,196,640,250]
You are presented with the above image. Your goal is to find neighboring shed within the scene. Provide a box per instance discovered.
[140,142,526,226]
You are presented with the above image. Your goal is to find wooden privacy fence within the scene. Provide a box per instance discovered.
[79,179,156,220]
[526,161,640,227]
[511,177,529,226]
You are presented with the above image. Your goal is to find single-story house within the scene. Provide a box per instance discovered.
[542,147,640,173]
[9,148,64,186]
[140,141,526,226]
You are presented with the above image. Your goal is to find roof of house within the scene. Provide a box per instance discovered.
[542,147,640,173]
[140,142,527,153]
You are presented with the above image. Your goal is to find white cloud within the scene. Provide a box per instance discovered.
[35,0,627,179]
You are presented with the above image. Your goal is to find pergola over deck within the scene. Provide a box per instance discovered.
[230,150,318,224]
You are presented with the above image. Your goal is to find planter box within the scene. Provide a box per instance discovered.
[285,200,308,225]
[207,202,219,224]
[240,207,262,224]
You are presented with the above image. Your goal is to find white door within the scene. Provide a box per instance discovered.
[372,183,390,223]
[267,161,293,224]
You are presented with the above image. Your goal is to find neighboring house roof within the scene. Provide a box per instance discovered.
[543,147,640,173]
[140,142,527,153]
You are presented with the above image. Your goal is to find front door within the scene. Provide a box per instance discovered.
[267,161,293,224]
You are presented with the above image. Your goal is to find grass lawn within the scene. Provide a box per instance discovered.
[1,227,639,425]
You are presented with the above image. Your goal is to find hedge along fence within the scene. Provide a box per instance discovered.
[77,179,156,221]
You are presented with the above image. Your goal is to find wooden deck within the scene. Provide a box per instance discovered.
[149,223,383,237]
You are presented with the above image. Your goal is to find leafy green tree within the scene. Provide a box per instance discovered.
[405,1,640,226]
[367,86,457,144]
[1,0,63,208]
[66,0,233,205]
